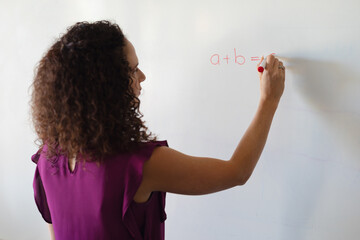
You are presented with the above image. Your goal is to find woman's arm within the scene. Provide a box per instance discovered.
[134,55,285,200]
[49,224,55,240]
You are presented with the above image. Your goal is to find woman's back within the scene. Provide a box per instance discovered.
[32,141,168,240]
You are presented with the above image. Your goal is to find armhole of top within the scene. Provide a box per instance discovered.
[122,140,169,220]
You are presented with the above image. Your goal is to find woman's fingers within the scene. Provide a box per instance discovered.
[266,54,276,69]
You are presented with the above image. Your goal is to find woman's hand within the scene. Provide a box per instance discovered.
[257,55,285,105]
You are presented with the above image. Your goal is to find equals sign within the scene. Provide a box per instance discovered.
[251,56,260,61]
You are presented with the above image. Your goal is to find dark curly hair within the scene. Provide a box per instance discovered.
[30,20,157,162]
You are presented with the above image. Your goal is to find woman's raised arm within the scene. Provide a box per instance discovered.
[134,55,285,202]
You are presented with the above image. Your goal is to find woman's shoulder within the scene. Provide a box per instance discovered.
[136,140,169,159]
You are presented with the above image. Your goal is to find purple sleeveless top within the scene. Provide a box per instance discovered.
[31,140,169,240]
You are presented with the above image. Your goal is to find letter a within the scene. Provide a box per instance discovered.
[210,54,220,65]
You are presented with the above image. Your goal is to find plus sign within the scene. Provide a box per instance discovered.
[223,55,230,64]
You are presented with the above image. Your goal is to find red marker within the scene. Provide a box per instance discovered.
[258,56,266,72]
[258,53,277,72]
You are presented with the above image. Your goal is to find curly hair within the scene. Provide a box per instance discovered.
[30,20,157,162]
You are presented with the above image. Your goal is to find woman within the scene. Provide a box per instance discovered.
[30,20,285,240]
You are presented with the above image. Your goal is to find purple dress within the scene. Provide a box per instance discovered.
[31,140,169,240]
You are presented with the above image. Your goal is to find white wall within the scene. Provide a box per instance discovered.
[1,0,359,239]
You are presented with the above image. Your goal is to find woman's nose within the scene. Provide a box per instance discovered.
[139,69,146,82]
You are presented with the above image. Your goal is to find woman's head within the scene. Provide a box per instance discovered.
[30,20,157,162]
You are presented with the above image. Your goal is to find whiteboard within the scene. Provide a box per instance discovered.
[0,0,359,239]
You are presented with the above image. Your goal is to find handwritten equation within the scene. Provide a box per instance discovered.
[210,49,275,66]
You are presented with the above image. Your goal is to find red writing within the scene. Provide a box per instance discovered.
[210,50,275,66]
[210,49,246,65]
